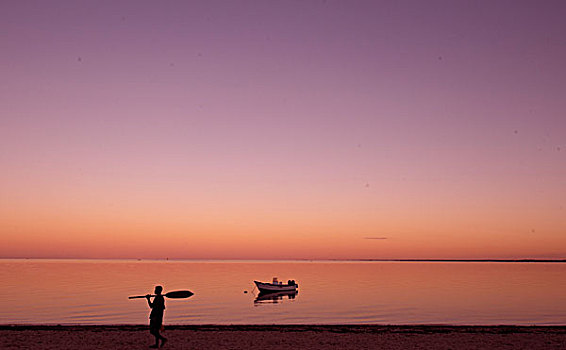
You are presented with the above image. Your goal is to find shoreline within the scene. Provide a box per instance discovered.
[3,324,566,330]
[3,325,565,349]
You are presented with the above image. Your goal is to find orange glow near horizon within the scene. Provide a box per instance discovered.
[2,182,565,259]
[2,163,566,260]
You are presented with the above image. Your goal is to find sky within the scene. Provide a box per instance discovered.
[1,0,565,260]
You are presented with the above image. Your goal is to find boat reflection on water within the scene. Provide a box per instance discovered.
[254,290,298,305]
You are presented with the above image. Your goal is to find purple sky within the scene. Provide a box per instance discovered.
[1,1,565,259]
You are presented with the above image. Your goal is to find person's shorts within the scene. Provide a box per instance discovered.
[149,318,162,334]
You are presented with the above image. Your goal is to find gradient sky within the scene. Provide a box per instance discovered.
[1,0,565,259]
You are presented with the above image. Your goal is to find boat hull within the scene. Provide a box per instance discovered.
[254,280,298,293]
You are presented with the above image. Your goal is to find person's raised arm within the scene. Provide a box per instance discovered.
[146,294,153,308]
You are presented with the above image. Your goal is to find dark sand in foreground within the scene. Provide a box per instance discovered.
[2,325,565,350]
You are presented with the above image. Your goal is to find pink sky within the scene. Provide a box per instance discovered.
[1,1,565,259]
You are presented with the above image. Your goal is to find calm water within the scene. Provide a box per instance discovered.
[1,259,565,325]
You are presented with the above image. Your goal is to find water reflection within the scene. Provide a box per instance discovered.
[254,290,298,305]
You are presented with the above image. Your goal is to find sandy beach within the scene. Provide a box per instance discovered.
[2,325,565,350]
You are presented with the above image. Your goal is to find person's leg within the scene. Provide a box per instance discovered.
[149,321,160,348]
[150,335,159,347]
[157,323,167,347]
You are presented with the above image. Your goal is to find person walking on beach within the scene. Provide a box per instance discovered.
[146,285,167,348]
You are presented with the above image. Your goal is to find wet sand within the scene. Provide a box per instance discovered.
[2,325,565,350]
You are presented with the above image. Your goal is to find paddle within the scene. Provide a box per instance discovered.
[129,290,194,299]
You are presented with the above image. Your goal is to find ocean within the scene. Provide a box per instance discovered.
[1,259,564,325]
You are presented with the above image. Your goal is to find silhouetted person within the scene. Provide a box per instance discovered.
[146,285,167,348]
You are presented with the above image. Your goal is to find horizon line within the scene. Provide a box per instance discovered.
[1,257,565,263]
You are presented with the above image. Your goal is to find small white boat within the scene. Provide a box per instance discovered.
[254,278,298,293]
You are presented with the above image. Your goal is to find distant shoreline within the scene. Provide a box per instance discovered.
[353,259,566,263]
[1,258,565,263]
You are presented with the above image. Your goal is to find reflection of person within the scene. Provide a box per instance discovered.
[146,286,167,348]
